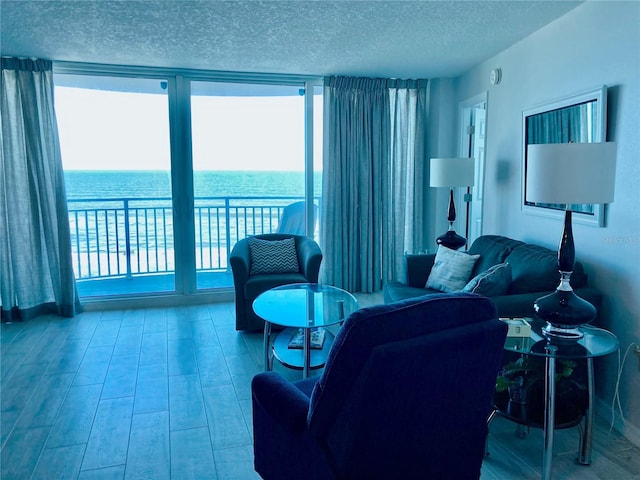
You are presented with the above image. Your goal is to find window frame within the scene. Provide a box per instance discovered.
[54,61,323,302]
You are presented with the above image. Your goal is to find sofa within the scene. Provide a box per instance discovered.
[383,235,602,320]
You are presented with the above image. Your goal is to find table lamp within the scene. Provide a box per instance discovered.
[430,157,475,250]
[526,142,616,339]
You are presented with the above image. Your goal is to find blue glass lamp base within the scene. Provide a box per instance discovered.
[541,323,584,340]
[436,230,467,250]
[534,288,597,341]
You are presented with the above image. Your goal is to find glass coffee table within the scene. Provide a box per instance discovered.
[253,283,359,378]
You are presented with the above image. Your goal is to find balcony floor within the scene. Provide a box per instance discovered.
[77,271,234,298]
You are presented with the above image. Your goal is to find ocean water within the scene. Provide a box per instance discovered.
[64,170,322,200]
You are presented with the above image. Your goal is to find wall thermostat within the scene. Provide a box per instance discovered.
[490,68,502,85]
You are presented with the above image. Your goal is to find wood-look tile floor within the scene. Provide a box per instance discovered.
[1,296,639,479]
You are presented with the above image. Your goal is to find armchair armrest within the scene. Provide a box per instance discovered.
[252,372,311,433]
[405,253,436,288]
[230,240,250,278]
[296,237,323,282]
[229,239,250,296]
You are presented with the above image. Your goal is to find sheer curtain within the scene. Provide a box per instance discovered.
[320,76,429,293]
[0,57,81,321]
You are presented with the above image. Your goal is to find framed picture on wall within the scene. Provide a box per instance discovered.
[521,85,608,227]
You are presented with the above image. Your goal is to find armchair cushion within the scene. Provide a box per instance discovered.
[426,245,480,292]
[249,237,299,274]
[244,273,308,300]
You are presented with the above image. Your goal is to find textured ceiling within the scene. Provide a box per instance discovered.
[0,1,581,78]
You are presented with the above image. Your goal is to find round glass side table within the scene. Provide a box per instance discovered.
[253,283,359,379]
[489,318,618,480]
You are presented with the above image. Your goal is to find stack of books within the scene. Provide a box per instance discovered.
[499,318,532,337]
[288,328,326,349]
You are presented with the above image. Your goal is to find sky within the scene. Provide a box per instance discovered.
[55,86,322,172]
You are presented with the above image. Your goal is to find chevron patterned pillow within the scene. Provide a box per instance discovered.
[249,237,300,275]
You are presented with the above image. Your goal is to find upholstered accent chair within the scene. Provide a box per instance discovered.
[229,233,322,331]
[251,293,508,479]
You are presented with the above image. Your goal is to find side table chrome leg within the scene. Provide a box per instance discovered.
[485,409,499,457]
[578,358,595,465]
[543,348,557,480]
[263,321,272,371]
[302,328,310,379]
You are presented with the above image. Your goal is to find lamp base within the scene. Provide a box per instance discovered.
[542,323,584,341]
[533,275,597,342]
[436,229,466,250]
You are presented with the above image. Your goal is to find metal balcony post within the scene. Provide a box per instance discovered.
[124,199,132,278]
[225,197,232,272]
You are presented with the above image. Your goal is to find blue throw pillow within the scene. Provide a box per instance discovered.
[462,262,512,296]
[425,245,480,293]
[249,237,300,275]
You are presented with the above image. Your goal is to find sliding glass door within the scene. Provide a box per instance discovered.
[190,81,308,290]
[55,74,174,297]
[54,68,321,299]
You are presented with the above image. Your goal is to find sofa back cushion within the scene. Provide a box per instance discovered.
[571,262,587,288]
[467,235,524,279]
[505,243,588,294]
[506,244,558,294]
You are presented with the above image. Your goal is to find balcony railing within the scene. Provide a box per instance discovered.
[67,196,308,280]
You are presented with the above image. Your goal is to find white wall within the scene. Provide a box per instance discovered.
[454,1,640,444]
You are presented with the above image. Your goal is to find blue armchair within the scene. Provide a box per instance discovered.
[251,293,508,479]
[230,233,322,331]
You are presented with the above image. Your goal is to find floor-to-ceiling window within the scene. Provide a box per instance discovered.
[55,74,174,297]
[54,67,321,300]
[190,81,306,291]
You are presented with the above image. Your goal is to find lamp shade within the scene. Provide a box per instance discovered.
[526,142,616,204]
[429,157,475,187]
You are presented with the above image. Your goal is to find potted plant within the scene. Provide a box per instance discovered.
[496,356,580,404]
